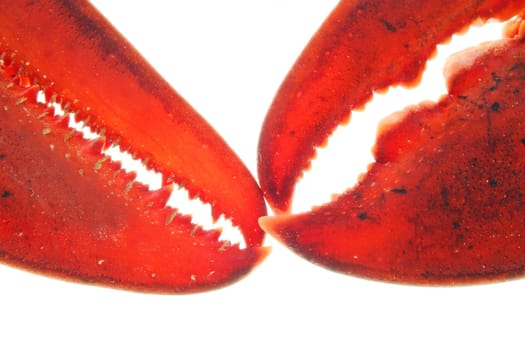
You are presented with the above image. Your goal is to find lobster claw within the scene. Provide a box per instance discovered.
[259,0,525,283]
[0,0,268,292]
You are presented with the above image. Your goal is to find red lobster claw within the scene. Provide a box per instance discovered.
[259,0,525,283]
[0,0,268,292]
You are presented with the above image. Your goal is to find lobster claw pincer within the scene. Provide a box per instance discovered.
[259,0,525,283]
[0,1,268,292]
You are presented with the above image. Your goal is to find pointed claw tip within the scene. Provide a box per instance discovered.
[258,214,293,236]
[254,245,272,264]
[258,216,275,235]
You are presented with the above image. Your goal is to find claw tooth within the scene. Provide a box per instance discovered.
[258,215,292,236]
[201,229,221,242]
[20,85,39,102]
[190,225,200,236]
[218,240,231,252]
[73,111,86,123]
[164,174,175,185]
[126,170,138,181]
[52,114,70,128]
[62,101,71,114]
[187,187,199,201]
[129,181,149,197]
[83,137,105,155]
[48,92,57,105]
[17,69,31,88]
[165,209,178,226]
[80,115,91,128]
[143,185,173,209]
[211,206,222,223]
[142,156,150,168]
[105,159,122,173]
[111,136,121,147]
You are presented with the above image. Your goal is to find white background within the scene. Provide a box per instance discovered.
[2,2,524,349]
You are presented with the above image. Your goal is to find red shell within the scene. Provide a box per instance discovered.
[258,0,525,284]
[0,0,268,292]
[258,0,523,213]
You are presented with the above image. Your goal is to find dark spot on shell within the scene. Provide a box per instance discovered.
[380,19,397,32]
[2,190,11,198]
[390,187,407,194]
[491,102,500,111]
[440,186,450,207]
[358,212,367,220]
[488,179,498,187]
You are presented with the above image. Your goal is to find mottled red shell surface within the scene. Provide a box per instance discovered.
[259,0,525,284]
[0,0,268,292]
[258,0,524,213]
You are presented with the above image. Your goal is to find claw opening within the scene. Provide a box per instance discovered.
[291,20,507,214]
[6,62,246,249]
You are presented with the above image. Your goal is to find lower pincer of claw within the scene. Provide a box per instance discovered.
[0,63,268,293]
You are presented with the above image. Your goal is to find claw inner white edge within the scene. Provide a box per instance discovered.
[292,20,507,214]
[35,93,245,248]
